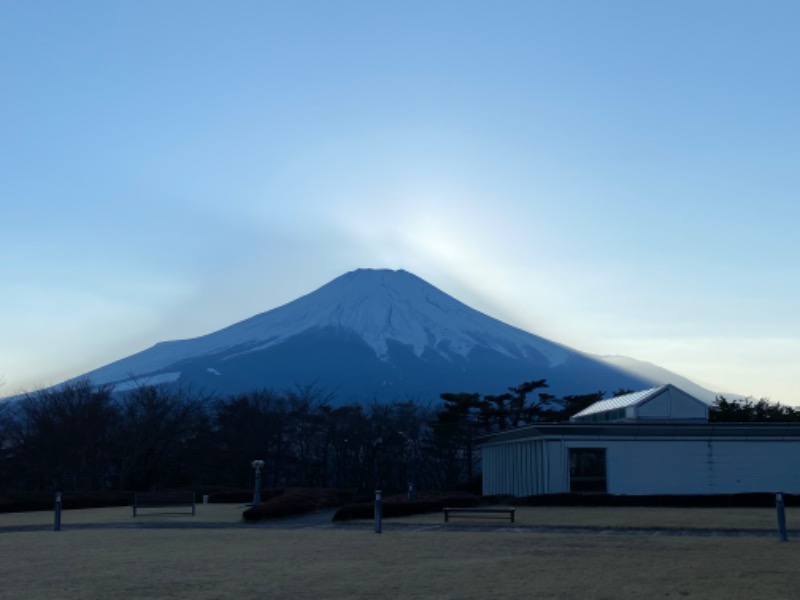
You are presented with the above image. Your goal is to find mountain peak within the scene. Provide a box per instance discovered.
[236,267,567,364]
[73,268,709,402]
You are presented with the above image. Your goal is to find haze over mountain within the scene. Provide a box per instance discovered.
[75,269,715,403]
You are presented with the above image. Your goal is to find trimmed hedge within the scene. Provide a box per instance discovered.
[241,488,353,522]
[203,489,284,504]
[332,491,480,521]
[6,488,792,516]
[0,490,134,514]
[516,492,800,508]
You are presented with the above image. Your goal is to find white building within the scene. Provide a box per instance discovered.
[481,385,800,496]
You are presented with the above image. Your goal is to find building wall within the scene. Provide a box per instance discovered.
[482,440,546,496]
[606,440,708,494]
[482,436,800,496]
[610,439,800,494]
[635,387,708,421]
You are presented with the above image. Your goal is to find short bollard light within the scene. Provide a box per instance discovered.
[251,460,265,506]
[374,489,383,534]
[54,492,62,532]
[776,492,788,542]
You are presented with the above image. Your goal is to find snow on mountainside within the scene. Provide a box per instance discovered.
[89,269,568,385]
[243,269,570,365]
[76,268,714,403]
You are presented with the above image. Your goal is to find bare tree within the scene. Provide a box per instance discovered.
[115,384,208,490]
[12,379,119,491]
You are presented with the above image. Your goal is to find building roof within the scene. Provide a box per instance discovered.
[479,422,800,446]
[570,385,666,419]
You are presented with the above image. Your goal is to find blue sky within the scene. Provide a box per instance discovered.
[2,1,798,403]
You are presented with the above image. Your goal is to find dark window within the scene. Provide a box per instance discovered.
[569,448,607,493]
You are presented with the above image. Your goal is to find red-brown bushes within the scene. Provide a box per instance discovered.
[332,490,479,521]
[241,488,353,522]
[205,489,284,504]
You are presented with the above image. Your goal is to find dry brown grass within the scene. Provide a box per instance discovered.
[1,504,799,599]
[403,504,800,531]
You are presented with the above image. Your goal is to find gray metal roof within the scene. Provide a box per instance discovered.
[479,422,800,446]
[570,385,667,419]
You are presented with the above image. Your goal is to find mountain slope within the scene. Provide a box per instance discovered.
[80,269,714,402]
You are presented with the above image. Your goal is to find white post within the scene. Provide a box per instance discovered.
[53,492,62,532]
[374,490,383,534]
[251,460,265,506]
[776,492,788,542]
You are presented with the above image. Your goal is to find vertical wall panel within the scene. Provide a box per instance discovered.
[484,435,800,496]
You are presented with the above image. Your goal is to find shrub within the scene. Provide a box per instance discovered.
[0,490,133,513]
[241,488,352,522]
[206,489,283,504]
[516,492,800,508]
[332,491,479,521]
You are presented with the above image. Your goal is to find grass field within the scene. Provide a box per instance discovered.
[1,504,799,599]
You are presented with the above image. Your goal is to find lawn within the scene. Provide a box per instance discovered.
[1,504,798,599]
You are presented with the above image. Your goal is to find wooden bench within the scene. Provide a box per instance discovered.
[443,506,516,523]
[132,492,196,517]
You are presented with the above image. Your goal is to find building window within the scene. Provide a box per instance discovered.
[574,408,626,423]
[569,448,607,493]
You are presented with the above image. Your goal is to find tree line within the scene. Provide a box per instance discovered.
[0,380,430,494]
[0,378,615,494]
[0,378,784,495]
[710,396,800,422]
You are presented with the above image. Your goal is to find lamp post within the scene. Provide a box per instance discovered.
[251,460,264,506]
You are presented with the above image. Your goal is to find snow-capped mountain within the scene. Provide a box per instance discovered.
[79,269,715,403]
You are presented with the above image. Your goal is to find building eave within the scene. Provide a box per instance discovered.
[479,422,800,447]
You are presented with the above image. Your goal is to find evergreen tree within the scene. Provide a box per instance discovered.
[710,396,800,422]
